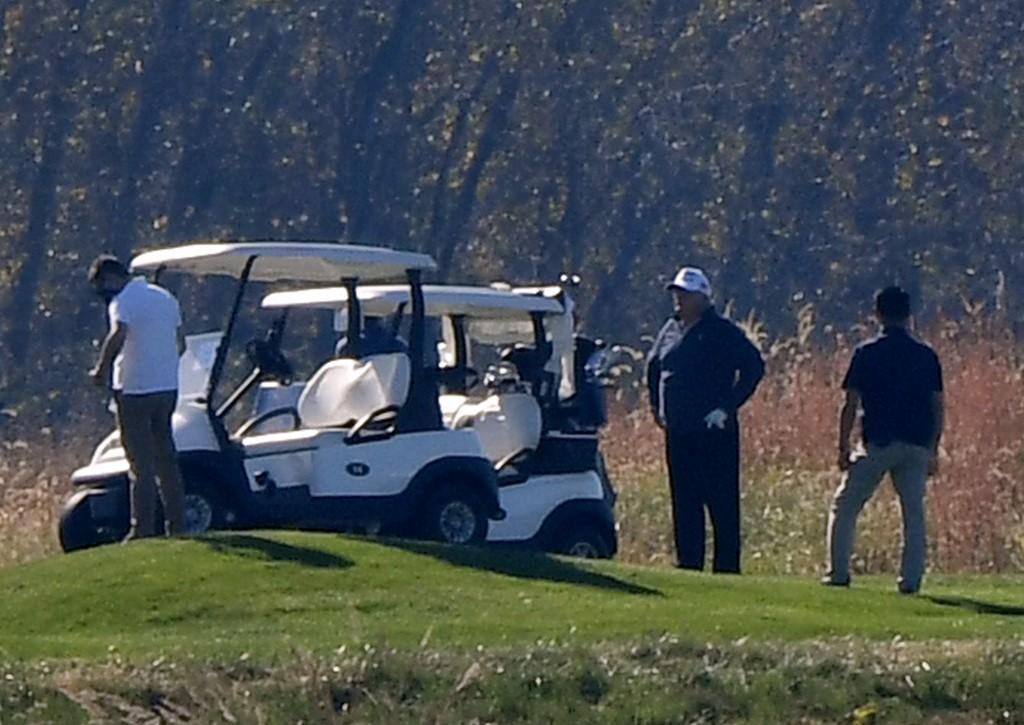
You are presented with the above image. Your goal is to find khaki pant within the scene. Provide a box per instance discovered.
[116,391,186,537]
[826,441,930,591]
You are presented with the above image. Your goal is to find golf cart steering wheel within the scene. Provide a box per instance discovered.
[245,337,293,384]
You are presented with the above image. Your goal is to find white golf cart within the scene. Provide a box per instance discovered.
[61,242,504,551]
[258,283,618,558]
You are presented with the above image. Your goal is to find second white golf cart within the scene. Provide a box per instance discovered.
[259,283,619,558]
[61,242,505,550]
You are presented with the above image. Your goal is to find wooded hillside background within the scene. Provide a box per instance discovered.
[2,0,1022,429]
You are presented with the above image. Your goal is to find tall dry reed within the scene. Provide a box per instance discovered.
[1,317,1023,575]
[605,316,1024,574]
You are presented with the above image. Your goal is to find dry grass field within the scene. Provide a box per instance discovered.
[2,317,1023,575]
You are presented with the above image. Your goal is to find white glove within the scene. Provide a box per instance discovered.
[704,408,728,430]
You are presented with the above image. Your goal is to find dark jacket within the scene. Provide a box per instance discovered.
[646,308,765,433]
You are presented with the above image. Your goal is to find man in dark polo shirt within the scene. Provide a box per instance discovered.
[646,267,765,573]
[824,286,944,594]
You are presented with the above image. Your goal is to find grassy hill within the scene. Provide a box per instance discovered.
[1,532,1023,721]
[2,531,1024,661]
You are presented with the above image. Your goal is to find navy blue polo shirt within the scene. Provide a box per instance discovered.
[842,327,943,448]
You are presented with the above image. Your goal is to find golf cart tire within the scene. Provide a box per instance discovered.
[180,466,233,535]
[58,490,106,553]
[421,484,489,545]
[556,521,613,559]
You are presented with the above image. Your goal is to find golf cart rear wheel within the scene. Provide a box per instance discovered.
[183,491,220,535]
[557,523,612,559]
[422,485,488,545]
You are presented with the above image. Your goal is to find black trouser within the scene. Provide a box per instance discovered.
[665,426,741,573]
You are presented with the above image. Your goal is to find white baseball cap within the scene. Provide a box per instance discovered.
[667,266,712,297]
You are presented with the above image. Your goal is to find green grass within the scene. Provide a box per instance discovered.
[0,531,1022,662]
[2,532,1024,722]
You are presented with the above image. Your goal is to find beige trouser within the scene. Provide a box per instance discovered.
[116,391,186,537]
[826,441,930,590]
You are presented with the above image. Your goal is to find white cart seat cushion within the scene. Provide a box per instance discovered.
[452,393,542,463]
[298,353,411,429]
[439,393,470,428]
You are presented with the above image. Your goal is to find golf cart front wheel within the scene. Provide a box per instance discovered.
[422,485,488,545]
[557,524,612,559]
[59,492,106,553]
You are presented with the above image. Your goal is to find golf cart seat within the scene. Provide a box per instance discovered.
[439,393,470,427]
[451,393,542,465]
[298,353,411,429]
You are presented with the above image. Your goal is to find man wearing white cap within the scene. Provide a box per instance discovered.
[646,266,764,573]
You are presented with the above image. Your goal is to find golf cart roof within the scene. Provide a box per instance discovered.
[130,241,437,283]
[261,285,564,319]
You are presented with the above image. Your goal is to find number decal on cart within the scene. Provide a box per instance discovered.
[346,462,370,477]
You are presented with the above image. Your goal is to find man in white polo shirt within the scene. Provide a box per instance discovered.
[88,255,187,539]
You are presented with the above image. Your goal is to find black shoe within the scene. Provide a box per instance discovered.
[898,583,920,595]
[820,576,850,587]
[675,563,702,572]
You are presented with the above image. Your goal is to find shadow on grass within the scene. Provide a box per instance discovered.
[201,533,354,570]
[925,595,1024,617]
[374,538,661,596]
